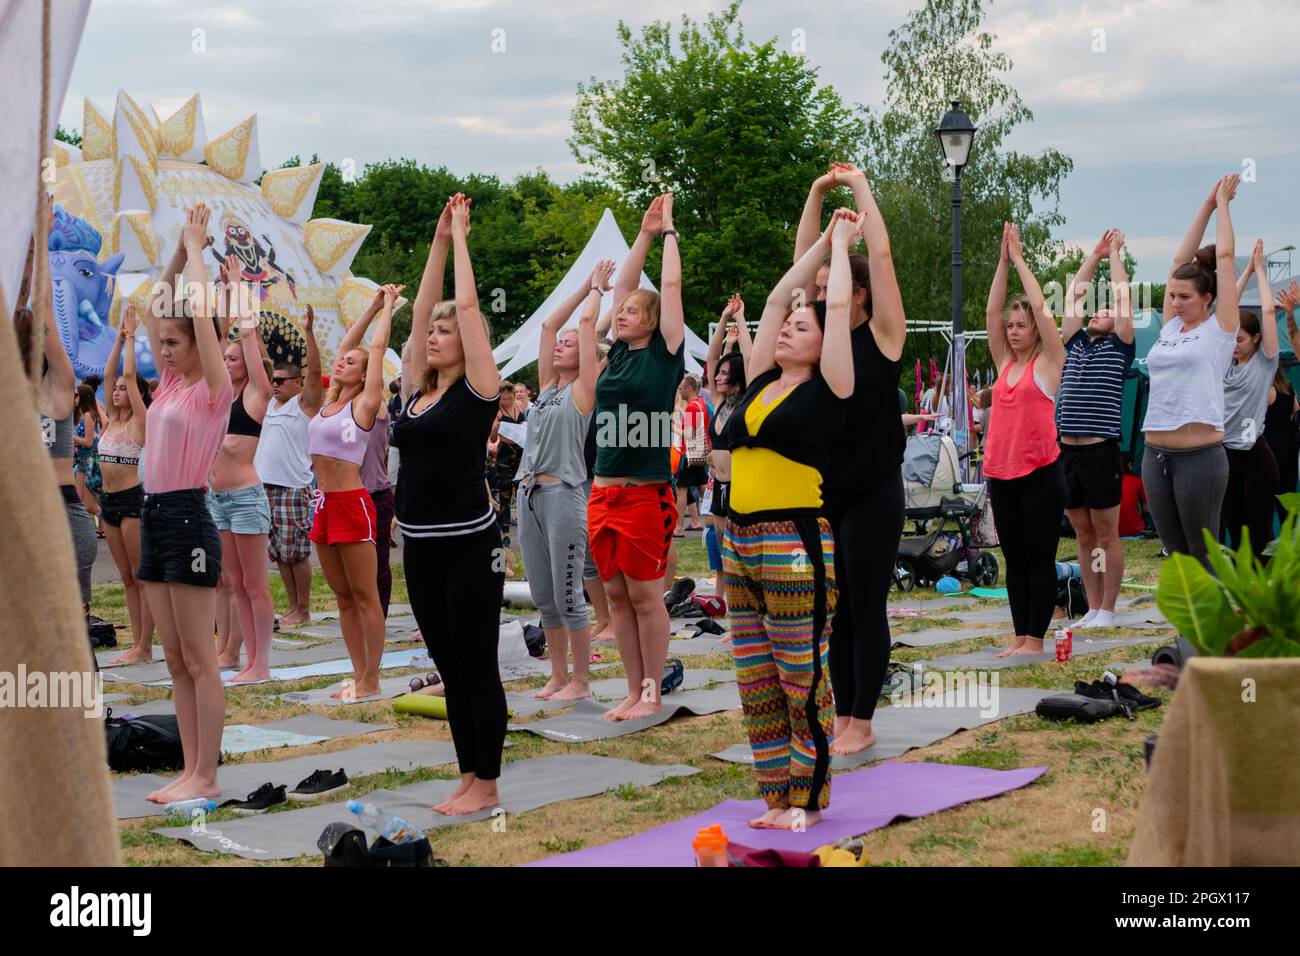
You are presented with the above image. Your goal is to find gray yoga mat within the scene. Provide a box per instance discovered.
[273,674,416,706]
[153,754,699,860]
[914,634,1163,671]
[887,594,978,612]
[113,740,456,820]
[711,686,1051,770]
[502,580,537,608]
[221,714,393,751]
[295,603,415,625]
[945,605,1171,630]
[105,698,178,718]
[143,648,430,687]
[101,641,380,685]
[666,635,734,656]
[504,669,736,719]
[509,684,742,742]
[890,626,1006,649]
[291,615,423,644]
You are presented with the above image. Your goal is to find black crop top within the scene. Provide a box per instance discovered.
[723,366,846,491]
[392,377,500,537]
[822,319,905,499]
[227,390,262,438]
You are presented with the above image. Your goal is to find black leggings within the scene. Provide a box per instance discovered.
[1222,441,1278,559]
[987,462,1066,640]
[403,524,507,780]
[826,473,904,720]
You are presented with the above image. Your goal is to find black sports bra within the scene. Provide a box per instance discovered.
[228,390,262,438]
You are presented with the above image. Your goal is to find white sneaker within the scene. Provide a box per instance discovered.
[1071,609,1098,629]
[1078,609,1116,630]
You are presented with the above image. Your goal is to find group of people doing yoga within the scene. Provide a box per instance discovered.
[18,160,1295,827]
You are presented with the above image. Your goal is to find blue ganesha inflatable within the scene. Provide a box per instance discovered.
[48,204,158,382]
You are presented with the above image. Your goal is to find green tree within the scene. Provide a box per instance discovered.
[863,0,1074,380]
[570,0,866,327]
[55,125,82,147]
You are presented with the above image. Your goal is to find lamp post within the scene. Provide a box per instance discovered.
[936,100,977,479]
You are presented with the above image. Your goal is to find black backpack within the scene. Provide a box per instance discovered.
[1055,577,1089,619]
[104,709,185,773]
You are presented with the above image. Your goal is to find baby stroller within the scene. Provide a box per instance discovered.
[894,431,999,592]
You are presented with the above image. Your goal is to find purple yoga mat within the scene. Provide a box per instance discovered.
[527,760,1046,867]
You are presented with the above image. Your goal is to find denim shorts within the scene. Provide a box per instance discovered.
[207,483,272,535]
[100,484,144,528]
[138,489,223,587]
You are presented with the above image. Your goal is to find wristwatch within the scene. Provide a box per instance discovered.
[661,229,679,240]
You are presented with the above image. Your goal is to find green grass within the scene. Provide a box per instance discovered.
[1016,844,1127,867]
[931,746,1022,771]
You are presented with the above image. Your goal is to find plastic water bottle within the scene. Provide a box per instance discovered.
[345,799,421,844]
[164,798,216,821]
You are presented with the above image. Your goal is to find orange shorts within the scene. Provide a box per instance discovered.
[588,482,676,581]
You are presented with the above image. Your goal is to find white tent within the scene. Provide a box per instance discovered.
[493,208,708,379]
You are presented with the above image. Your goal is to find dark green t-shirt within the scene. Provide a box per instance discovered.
[593,329,686,481]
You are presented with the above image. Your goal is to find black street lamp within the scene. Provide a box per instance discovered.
[935,100,977,475]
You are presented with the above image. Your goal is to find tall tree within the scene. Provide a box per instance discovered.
[570,1,866,325]
[863,0,1073,380]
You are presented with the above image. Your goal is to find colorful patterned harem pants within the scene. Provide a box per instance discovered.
[723,515,837,811]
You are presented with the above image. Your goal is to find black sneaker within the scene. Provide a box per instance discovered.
[221,782,286,816]
[664,577,695,612]
[287,769,349,802]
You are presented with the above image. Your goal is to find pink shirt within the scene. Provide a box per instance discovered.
[145,366,234,493]
[983,352,1059,481]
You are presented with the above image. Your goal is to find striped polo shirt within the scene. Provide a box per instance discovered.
[1056,329,1136,439]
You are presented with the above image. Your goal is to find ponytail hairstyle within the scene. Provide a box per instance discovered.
[1171,244,1217,299]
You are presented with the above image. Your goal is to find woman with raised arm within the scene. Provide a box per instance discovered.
[723,209,858,830]
[99,305,155,663]
[983,222,1068,658]
[1265,282,1300,521]
[701,293,751,613]
[308,282,394,702]
[1219,240,1280,557]
[517,260,609,700]
[588,194,686,722]
[72,383,104,531]
[394,194,505,815]
[1056,229,1137,629]
[1141,176,1242,566]
[137,203,234,804]
[208,257,275,684]
[797,163,909,756]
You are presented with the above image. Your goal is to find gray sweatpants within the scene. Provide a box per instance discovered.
[517,480,590,631]
[64,494,97,606]
[1141,441,1229,568]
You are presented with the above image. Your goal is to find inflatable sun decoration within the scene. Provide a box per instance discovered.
[49,89,402,384]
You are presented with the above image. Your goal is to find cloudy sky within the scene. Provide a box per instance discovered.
[64,0,1300,281]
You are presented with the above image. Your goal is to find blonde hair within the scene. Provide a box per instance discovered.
[1004,296,1043,353]
[420,300,492,395]
[620,289,661,335]
[327,349,369,403]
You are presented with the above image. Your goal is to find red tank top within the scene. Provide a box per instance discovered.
[983,353,1059,480]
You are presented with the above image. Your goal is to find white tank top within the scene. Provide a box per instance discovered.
[254,394,314,487]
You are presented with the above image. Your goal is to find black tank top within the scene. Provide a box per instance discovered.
[823,318,906,499]
[228,390,261,438]
[1264,391,1297,453]
[710,398,739,452]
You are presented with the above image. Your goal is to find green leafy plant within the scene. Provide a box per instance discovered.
[1156,494,1300,657]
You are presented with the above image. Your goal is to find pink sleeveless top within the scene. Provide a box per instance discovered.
[308,400,371,466]
[983,353,1059,480]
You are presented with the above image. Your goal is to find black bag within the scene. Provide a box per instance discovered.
[1055,577,1089,619]
[368,836,434,867]
[88,616,117,649]
[661,658,684,695]
[522,623,547,658]
[318,823,370,867]
[1034,693,1122,724]
[104,709,184,773]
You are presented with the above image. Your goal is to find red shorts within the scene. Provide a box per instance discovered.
[309,488,378,546]
[588,482,676,581]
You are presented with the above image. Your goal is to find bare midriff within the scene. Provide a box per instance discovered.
[312,455,363,493]
[708,448,731,482]
[1060,435,1107,447]
[592,475,662,487]
[211,433,260,492]
[1144,422,1225,450]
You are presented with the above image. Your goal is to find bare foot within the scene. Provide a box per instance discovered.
[160,777,220,803]
[226,669,270,685]
[590,620,610,641]
[772,808,821,830]
[617,699,662,721]
[748,807,786,829]
[831,720,876,756]
[278,610,310,628]
[351,683,382,699]
[533,677,567,699]
[216,657,241,669]
[414,682,445,697]
[108,649,153,666]
[833,715,850,740]
[329,682,358,700]
[146,772,193,804]
[433,775,476,813]
[603,695,639,721]
[549,680,590,701]
[993,637,1028,659]
[1005,637,1045,656]
[442,782,500,816]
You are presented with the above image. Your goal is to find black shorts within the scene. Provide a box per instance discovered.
[137,489,223,587]
[1060,440,1123,511]
[676,461,709,488]
[100,484,144,528]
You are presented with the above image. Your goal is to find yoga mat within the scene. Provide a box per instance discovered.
[272,675,415,706]
[969,587,1008,600]
[502,580,537,608]
[295,603,415,625]
[666,635,734,656]
[509,684,742,742]
[153,755,699,860]
[142,648,430,687]
[890,626,1005,649]
[711,687,1050,770]
[113,740,456,820]
[946,605,1171,630]
[101,641,384,685]
[292,615,423,644]
[887,594,977,613]
[504,669,736,720]
[106,699,178,718]
[220,714,393,754]
[528,760,1046,867]
[913,635,1163,672]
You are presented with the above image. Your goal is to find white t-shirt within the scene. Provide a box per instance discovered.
[1142,316,1238,433]
[254,394,314,487]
